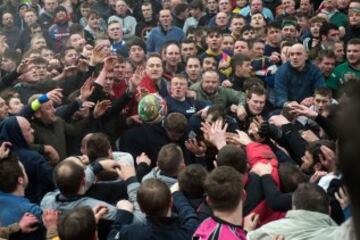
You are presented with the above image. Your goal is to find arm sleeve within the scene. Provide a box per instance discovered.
[146,31,155,53]
[261,174,292,211]
[172,191,200,235]
[315,114,337,139]
[0,70,19,90]
[274,68,288,108]
[281,123,307,165]
[125,177,146,223]
[107,210,134,240]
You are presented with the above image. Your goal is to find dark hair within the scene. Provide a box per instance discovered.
[336,81,360,239]
[189,0,204,11]
[231,53,251,70]
[230,15,246,23]
[186,56,201,65]
[178,164,207,198]
[0,154,24,193]
[266,22,281,32]
[205,166,243,211]
[348,38,360,46]
[86,133,111,163]
[157,143,184,176]
[69,23,84,35]
[216,144,247,174]
[314,87,332,98]
[0,88,20,104]
[137,179,172,217]
[60,47,77,60]
[86,10,100,20]
[2,49,21,64]
[243,77,265,91]
[30,56,48,66]
[279,162,306,193]
[164,112,188,134]
[181,38,197,47]
[306,140,335,167]
[58,206,97,240]
[54,160,85,196]
[128,37,147,53]
[206,27,223,37]
[174,3,188,16]
[316,49,336,62]
[292,183,329,214]
[206,105,226,122]
[320,23,338,38]
[246,85,266,99]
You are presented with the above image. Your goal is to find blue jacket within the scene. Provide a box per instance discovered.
[107,191,200,240]
[0,191,44,239]
[165,96,209,119]
[146,26,185,53]
[274,62,325,108]
[0,117,54,204]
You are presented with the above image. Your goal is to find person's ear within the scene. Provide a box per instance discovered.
[18,176,25,186]
[34,109,42,118]
[205,195,212,207]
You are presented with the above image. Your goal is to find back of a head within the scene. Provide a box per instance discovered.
[157,143,184,176]
[164,112,188,133]
[58,206,96,240]
[54,160,85,197]
[137,179,172,217]
[0,154,24,193]
[178,164,207,198]
[337,81,360,238]
[216,144,247,174]
[86,132,111,162]
[205,166,243,212]
[279,162,306,193]
[292,183,329,214]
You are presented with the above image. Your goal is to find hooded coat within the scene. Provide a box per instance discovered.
[0,116,54,204]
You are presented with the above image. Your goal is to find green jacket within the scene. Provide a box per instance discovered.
[329,11,348,28]
[326,61,360,96]
[190,82,245,108]
[248,210,338,240]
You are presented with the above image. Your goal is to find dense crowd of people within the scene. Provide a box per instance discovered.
[0,0,359,239]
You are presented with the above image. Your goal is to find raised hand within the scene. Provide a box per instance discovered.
[79,78,95,101]
[289,104,318,118]
[243,213,260,232]
[19,213,39,233]
[47,88,63,104]
[92,205,109,223]
[231,130,253,146]
[42,209,59,230]
[93,100,112,119]
[90,44,107,66]
[205,119,228,150]
[129,65,145,92]
[185,138,207,157]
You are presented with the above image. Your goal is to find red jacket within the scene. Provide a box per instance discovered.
[244,142,285,226]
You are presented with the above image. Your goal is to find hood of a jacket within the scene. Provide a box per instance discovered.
[0,116,28,148]
[142,167,177,187]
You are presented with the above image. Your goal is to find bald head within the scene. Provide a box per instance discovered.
[289,43,307,70]
[17,116,34,145]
